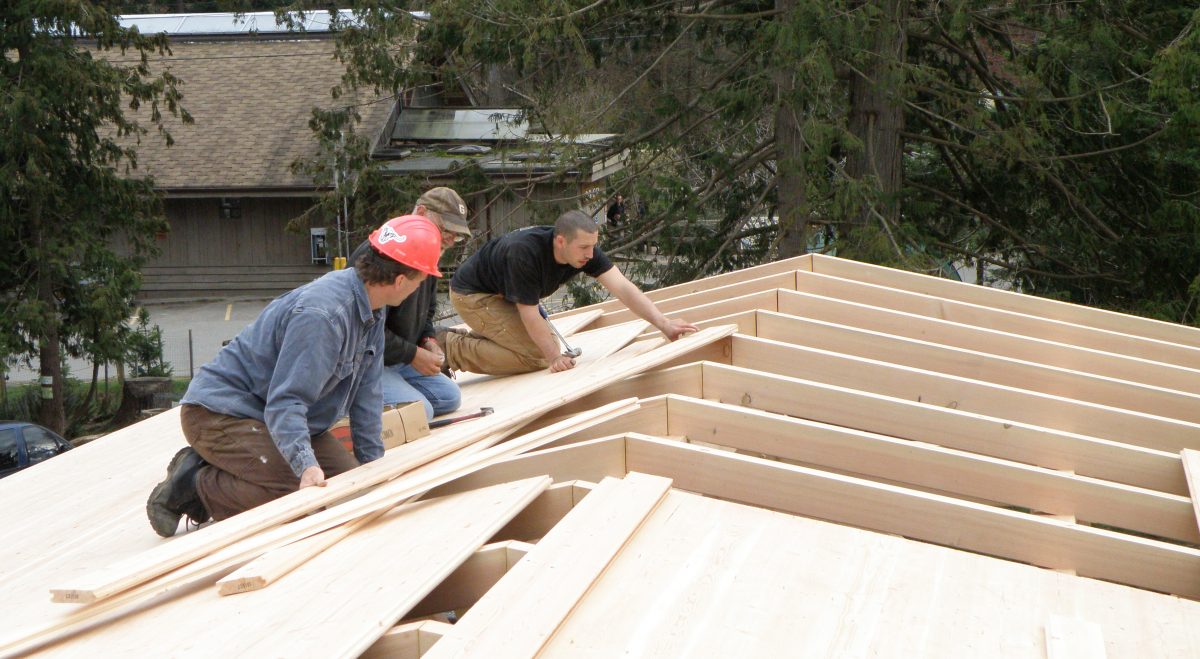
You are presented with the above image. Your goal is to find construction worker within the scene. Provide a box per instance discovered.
[441,209,698,375]
[146,215,444,537]
[347,187,470,421]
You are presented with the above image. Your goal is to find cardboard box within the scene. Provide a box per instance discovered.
[329,401,430,453]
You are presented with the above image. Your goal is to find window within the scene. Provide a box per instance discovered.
[23,427,63,464]
[0,429,17,470]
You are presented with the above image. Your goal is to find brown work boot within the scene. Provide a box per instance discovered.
[434,325,467,377]
[146,447,210,537]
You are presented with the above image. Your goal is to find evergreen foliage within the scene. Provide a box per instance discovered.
[0,1,189,432]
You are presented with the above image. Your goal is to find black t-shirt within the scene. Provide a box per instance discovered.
[451,226,614,305]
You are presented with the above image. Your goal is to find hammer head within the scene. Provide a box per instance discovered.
[563,347,582,359]
[480,407,494,416]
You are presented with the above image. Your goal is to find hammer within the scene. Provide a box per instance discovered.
[538,304,582,359]
[429,406,494,429]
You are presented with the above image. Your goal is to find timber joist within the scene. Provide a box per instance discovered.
[10,253,1200,657]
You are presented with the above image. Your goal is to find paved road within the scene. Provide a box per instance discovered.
[5,286,584,386]
[6,297,273,385]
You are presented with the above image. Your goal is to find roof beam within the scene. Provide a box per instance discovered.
[592,271,796,327]
[699,361,1185,495]
[811,253,1200,348]
[793,270,1200,369]
[555,254,811,319]
[729,334,1200,456]
[755,310,1200,423]
[777,289,1200,394]
[623,434,1200,599]
[664,394,1198,543]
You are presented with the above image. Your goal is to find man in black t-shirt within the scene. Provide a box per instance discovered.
[443,210,697,375]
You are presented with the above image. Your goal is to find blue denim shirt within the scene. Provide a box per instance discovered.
[181,268,385,477]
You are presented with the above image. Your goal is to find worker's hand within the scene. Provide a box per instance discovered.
[660,318,699,341]
[299,465,326,489]
[411,346,445,376]
[548,354,576,373]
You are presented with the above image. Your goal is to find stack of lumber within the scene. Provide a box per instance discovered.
[6,254,1200,657]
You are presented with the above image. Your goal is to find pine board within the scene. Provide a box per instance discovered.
[811,253,1200,348]
[730,334,1200,455]
[776,289,1200,394]
[425,473,672,659]
[538,489,1200,657]
[792,269,1200,369]
[33,477,550,658]
[756,309,1200,423]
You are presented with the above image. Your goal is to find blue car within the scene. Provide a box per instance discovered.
[0,421,72,478]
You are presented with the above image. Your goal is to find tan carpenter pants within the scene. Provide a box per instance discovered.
[181,404,359,521]
[444,291,548,375]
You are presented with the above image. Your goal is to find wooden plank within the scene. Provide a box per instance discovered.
[425,473,672,659]
[553,253,812,319]
[404,540,535,621]
[215,512,378,596]
[793,269,1200,369]
[756,310,1200,424]
[490,479,592,542]
[519,363,702,433]
[624,434,1200,600]
[636,309,758,340]
[776,289,1200,395]
[811,253,1200,348]
[5,402,637,656]
[1182,449,1200,536]
[665,394,1199,543]
[48,325,732,607]
[1045,616,1107,659]
[590,271,797,327]
[700,362,1187,495]
[361,620,453,659]
[540,488,1200,657]
[533,396,670,450]
[213,398,641,596]
[35,477,550,658]
[730,334,1200,456]
[596,289,779,333]
[424,436,628,500]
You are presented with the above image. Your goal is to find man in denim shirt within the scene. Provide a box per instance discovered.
[146,216,444,537]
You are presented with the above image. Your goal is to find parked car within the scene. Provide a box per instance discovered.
[0,421,73,478]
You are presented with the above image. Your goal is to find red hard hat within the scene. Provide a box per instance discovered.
[368,215,443,277]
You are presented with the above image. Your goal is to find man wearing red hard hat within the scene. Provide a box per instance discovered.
[146,215,443,537]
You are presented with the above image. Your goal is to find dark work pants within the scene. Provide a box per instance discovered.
[180,403,359,521]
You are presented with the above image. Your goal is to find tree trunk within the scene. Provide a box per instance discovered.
[845,0,908,229]
[36,258,65,435]
[484,64,520,106]
[774,0,809,259]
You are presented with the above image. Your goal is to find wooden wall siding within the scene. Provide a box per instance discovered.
[148,197,315,268]
[471,183,585,242]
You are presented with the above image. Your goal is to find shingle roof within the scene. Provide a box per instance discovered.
[99,38,395,192]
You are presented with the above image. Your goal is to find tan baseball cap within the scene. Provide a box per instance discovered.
[416,187,471,237]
